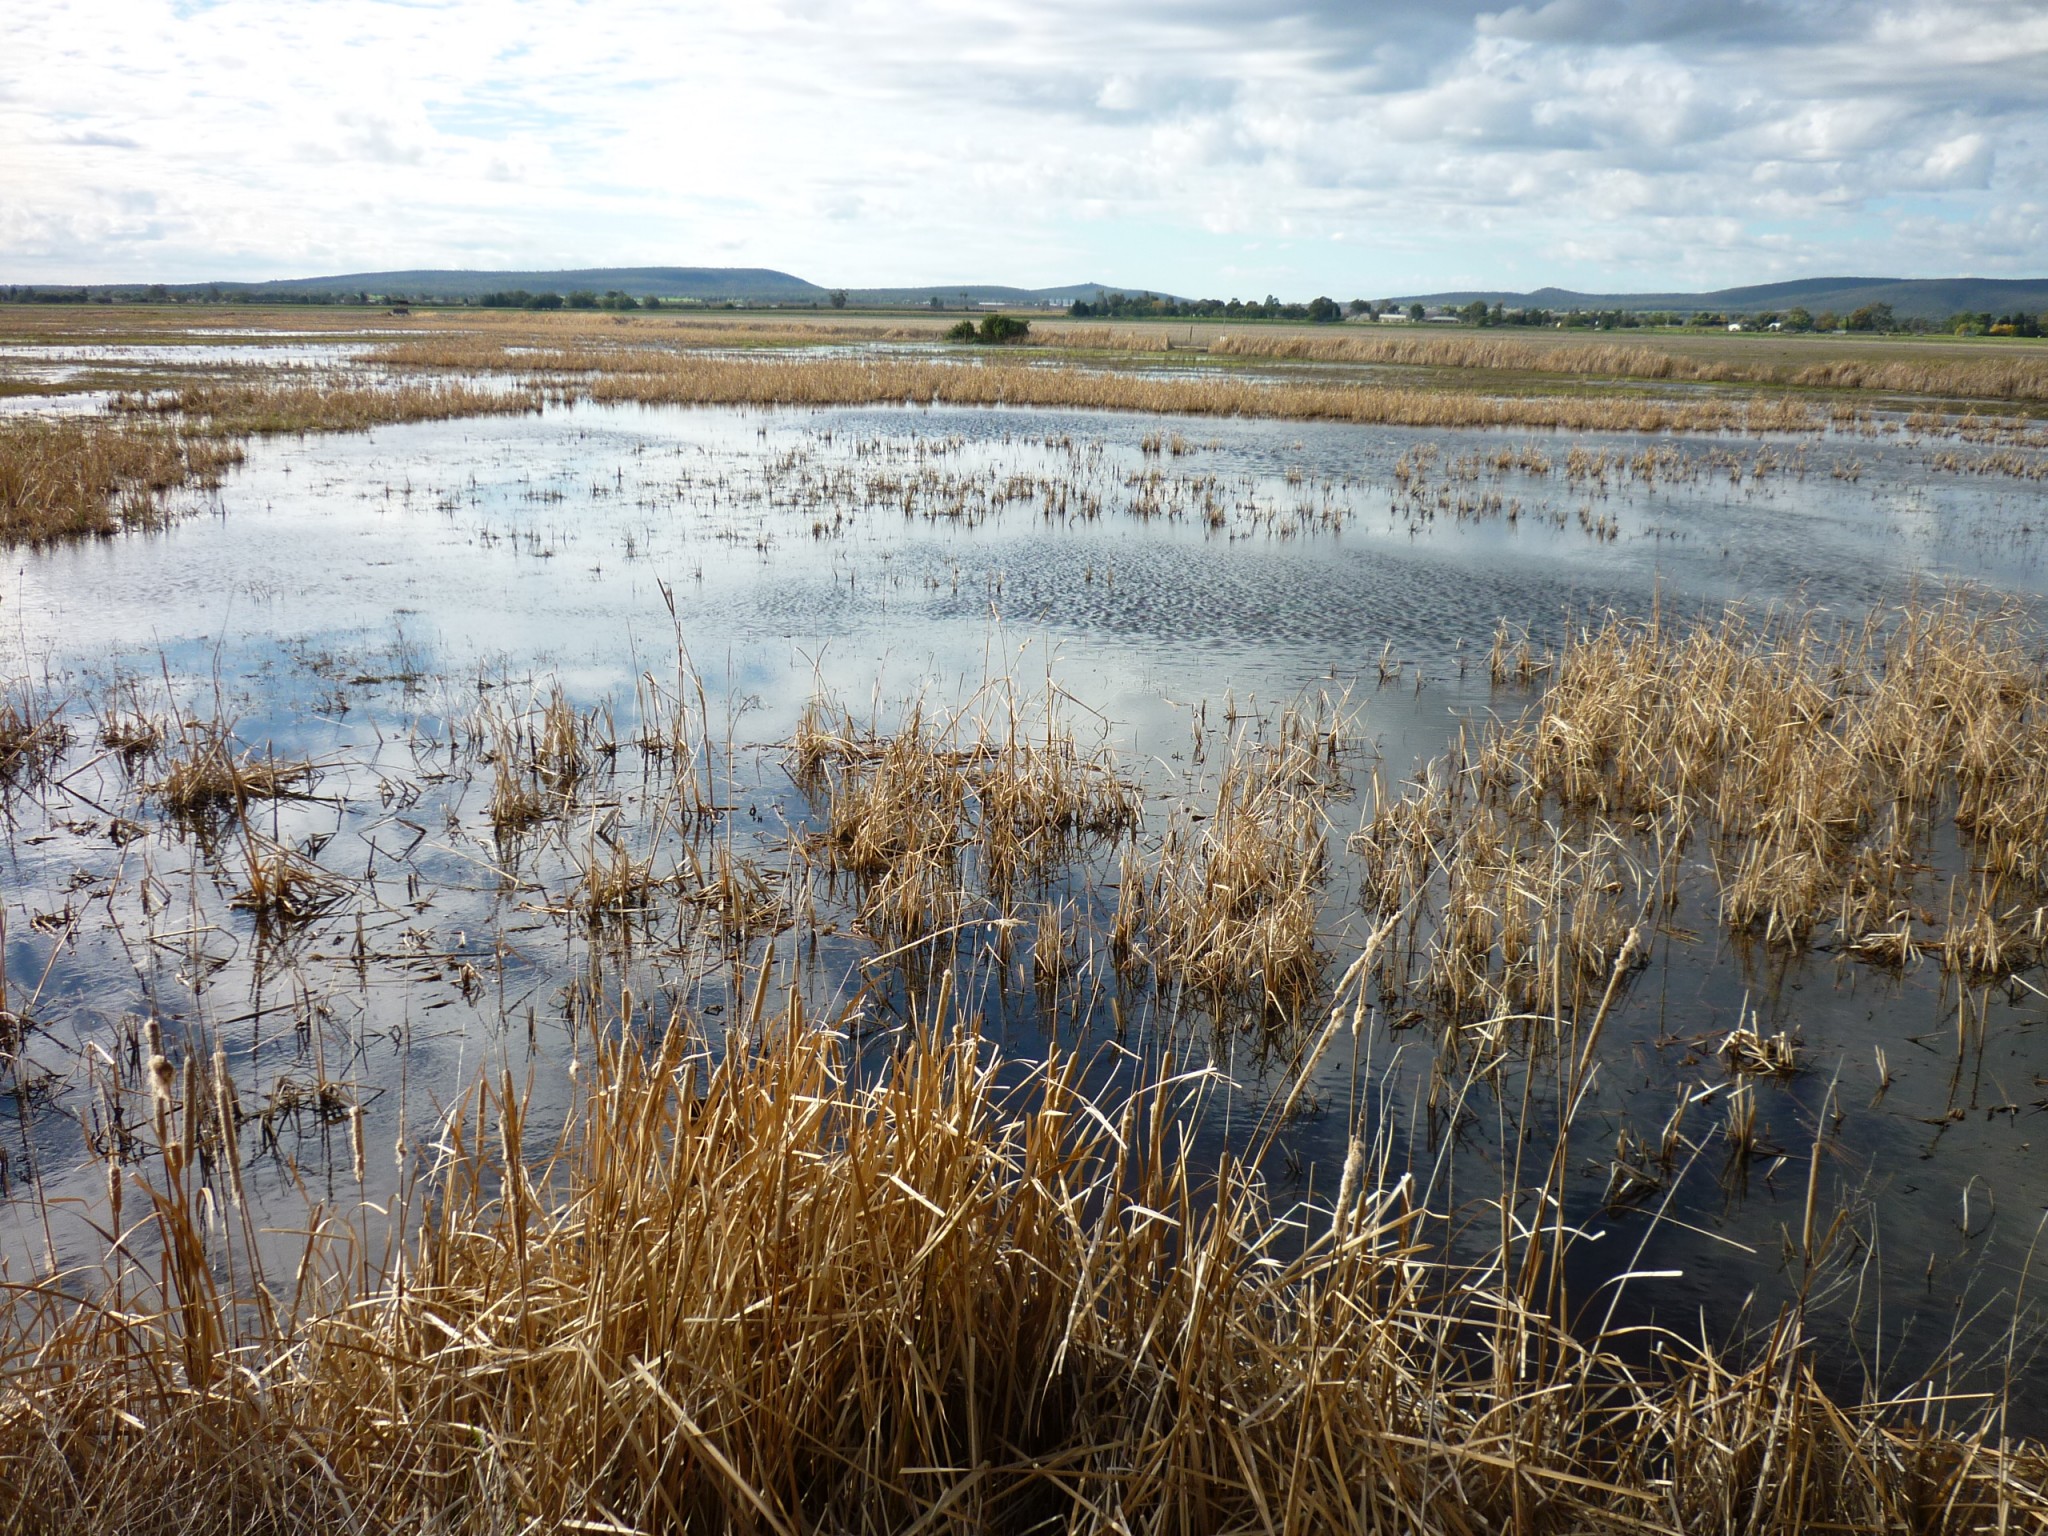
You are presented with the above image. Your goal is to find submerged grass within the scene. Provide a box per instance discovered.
[4,1002,2043,1535]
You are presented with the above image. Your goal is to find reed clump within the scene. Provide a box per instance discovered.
[1360,594,2048,1021]
[793,689,1138,940]
[0,417,243,543]
[0,689,69,789]
[1489,595,2048,963]
[1115,721,1337,1012]
[480,687,596,835]
[2,1006,2041,1534]
[97,701,166,766]
[230,833,348,926]
[152,722,315,824]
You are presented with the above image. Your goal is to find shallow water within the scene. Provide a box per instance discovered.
[4,397,2048,1426]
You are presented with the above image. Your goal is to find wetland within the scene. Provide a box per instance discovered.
[4,308,2048,1532]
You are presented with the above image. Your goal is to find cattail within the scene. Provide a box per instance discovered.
[147,1051,175,1147]
[1331,1136,1366,1244]
[348,1104,366,1185]
[214,1044,246,1209]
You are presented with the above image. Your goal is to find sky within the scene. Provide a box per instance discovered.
[3,0,2045,298]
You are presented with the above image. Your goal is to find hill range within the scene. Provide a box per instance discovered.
[106,267,1127,308]
[11,268,2046,320]
[1387,275,2048,321]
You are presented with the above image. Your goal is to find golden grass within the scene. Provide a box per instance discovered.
[794,688,1138,940]
[3,1002,2041,1534]
[546,352,1825,435]
[1211,328,2048,403]
[1358,596,2048,1019]
[0,417,243,542]
[152,722,315,823]
[1114,715,1341,1013]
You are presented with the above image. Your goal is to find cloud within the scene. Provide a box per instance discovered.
[0,0,2042,294]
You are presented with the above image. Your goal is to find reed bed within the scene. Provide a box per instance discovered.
[2,1000,2041,1534]
[116,377,543,436]
[363,331,1827,432]
[1211,329,2048,404]
[0,417,243,542]
[550,352,1825,435]
[0,377,538,546]
[1358,596,2048,1030]
[1115,716,1342,1013]
[792,689,1138,940]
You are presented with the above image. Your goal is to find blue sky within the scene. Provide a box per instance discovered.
[3,0,2045,296]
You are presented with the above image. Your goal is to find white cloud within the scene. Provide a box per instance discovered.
[0,0,2042,294]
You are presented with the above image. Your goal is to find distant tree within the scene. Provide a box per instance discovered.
[641,295,663,311]
[1407,302,1425,322]
[525,293,564,311]
[1347,298,1369,316]
[566,290,598,310]
[929,295,943,309]
[1813,310,1840,332]
[829,289,849,309]
[1845,302,1894,332]
[1307,295,1342,323]
[1782,307,1813,332]
[946,315,1031,343]
[1459,300,1489,325]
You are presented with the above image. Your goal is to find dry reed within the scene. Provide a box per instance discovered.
[1361,594,2048,1026]
[152,721,315,823]
[0,417,242,543]
[548,353,1827,435]
[1115,721,1337,1013]
[793,689,1138,941]
[2,1002,2040,1534]
[1211,328,2048,404]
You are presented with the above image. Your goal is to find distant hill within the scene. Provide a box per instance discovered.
[848,282,1151,307]
[48,269,1160,307]
[1388,276,2048,321]
[178,267,831,303]
[14,268,1169,308]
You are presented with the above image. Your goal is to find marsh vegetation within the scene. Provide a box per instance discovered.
[1,308,2048,1531]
